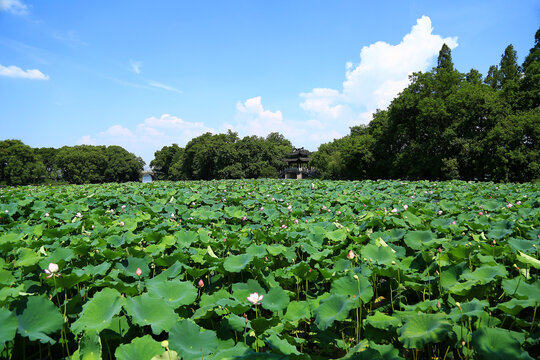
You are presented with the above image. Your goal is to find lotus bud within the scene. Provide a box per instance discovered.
[198,279,204,287]
[161,340,169,348]
[136,268,142,276]
[437,301,441,308]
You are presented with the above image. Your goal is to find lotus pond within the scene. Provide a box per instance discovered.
[0,179,539,359]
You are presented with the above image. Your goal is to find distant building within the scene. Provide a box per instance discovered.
[280,148,319,179]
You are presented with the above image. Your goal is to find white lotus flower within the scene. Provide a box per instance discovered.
[44,263,60,278]
[247,292,263,305]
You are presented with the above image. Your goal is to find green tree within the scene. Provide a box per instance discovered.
[519,28,540,110]
[0,140,46,185]
[150,144,183,180]
[56,145,108,184]
[104,146,145,182]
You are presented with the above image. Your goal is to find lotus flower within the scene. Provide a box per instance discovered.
[403,205,408,210]
[198,279,204,287]
[44,263,60,278]
[247,292,263,305]
[119,221,125,226]
[136,267,142,276]
[45,212,49,217]
[347,249,355,260]
[506,203,513,208]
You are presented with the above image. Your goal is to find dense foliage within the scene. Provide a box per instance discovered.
[0,179,538,359]
[312,30,539,182]
[150,131,293,180]
[0,141,145,185]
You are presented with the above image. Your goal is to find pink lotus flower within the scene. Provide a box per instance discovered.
[438,210,443,215]
[119,221,125,226]
[337,210,341,215]
[91,225,95,229]
[294,219,299,224]
[260,207,264,211]
[4,210,8,214]
[44,263,60,278]
[347,250,355,260]
[122,205,126,209]
[136,268,142,276]
[305,219,308,223]
[516,201,522,205]
[242,216,247,221]
[391,208,397,213]
[170,213,175,218]
[506,203,513,208]
[198,279,204,287]
[247,292,263,305]
[403,205,408,210]
[451,221,456,225]
[76,212,82,218]
[281,224,287,229]
[479,212,483,216]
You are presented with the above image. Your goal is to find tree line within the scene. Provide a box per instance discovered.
[0,141,145,185]
[312,29,539,182]
[150,131,293,180]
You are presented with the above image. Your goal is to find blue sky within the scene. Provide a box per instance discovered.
[1,1,539,165]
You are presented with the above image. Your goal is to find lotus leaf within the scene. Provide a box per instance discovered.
[17,295,64,344]
[397,313,451,348]
[115,335,163,360]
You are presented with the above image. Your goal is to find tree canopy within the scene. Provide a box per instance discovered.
[311,28,539,183]
[0,142,144,185]
[150,131,293,180]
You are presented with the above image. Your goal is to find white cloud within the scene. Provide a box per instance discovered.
[232,96,339,149]
[148,81,182,94]
[0,0,27,14]
[0,64,49,80]
[300,15,458,138]
[78,114,214,165]
[129,59,141,74]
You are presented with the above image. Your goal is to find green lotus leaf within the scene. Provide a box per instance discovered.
[175,231,198,248]
[502,278,540,301]
[72,262,111,277]
[517,251,540,269]
[361,243,396,265]
[508,238,537,253]
[397,313,451,348]
[224,253,253,273]
[313,294,353,330]
[71,288,125,334]
[261,285,290,312]
[168,319,219,360]
[326,228,348,242]
[115,335,163,360]
[17,295,64,344]
[472,327,534,360]
[403,231,437,250]
[365,311,402,330]
[212,343,251,360]
[0,308,17,351]
[151,350,180,360]
[225,314,250,332]
[146,279,197,308]
[331,274,373,304]
[284,301,311,322]
[448,298,489,321]
[124,293,178,334]
[460,264,507,284]
[14,248,42,267]
[79,330,101,360]
[369,342,403,360]
[265,331,300,355]
[497,297,537,315]
[116,256,151,278]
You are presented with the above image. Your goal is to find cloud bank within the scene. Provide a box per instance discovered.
[229,16,458,150]
[0,64,49,80]
[78,114,214,165]
[0,0,27,14]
